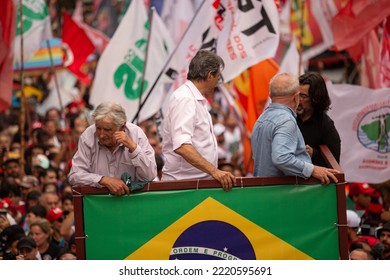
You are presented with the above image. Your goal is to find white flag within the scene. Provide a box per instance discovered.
[14,0,52,64]
[278,35,304,75]
[161,0,202,44]
[90,1,174,123]
[327,82,390,183]
[160,0,279,89]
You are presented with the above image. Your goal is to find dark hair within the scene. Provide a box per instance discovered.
[0,225,25,251]
[61,193,73,204]
[27,205,47,218]
[299,72,331,112]
[187,50,224,82]
[26,190,42,202]
[8,185,22,197]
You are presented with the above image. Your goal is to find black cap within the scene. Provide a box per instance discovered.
[17,237,37,250]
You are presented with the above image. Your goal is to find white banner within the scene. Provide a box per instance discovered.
[14,0,52,64]
[327,82,390,183]
[89,1,174,123]
[162,0,279,88]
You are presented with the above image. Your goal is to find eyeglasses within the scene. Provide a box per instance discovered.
[299,93,310,100]
[217,74,224,85]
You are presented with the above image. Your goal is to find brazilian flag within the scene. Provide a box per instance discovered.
[83,184,340,259]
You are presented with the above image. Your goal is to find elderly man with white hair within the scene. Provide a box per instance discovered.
[68,102,156,196]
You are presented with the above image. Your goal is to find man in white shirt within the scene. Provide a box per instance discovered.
[161,50,235,191]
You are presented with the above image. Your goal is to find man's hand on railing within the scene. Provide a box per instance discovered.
[312,166,340,185]
[99,176,130,196]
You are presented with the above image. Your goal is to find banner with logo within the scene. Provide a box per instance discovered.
[162,0,279,89]
[14,0,52,65]
[89,0,174,123]
[327,83,390,183]
[82,184,340,260]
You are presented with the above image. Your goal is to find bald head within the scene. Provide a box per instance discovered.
[270,73,299,98]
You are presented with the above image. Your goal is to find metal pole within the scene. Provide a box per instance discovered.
[136,6,154,124]
[131,0,207,123]
[18,0,26,177]
[298,0,305,75]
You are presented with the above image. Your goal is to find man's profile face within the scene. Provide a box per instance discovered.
[95,117,119,148]
[380,230,390,246]
[296,84,313,117]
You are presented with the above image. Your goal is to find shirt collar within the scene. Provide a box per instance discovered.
[268,102,297,118]
[185,80,206,101]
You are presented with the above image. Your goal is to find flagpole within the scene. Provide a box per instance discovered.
[18,0,26,177]
[46,39,64,114]
[136,6,155,124]
[131,0,208,123]
[298,0,305,75]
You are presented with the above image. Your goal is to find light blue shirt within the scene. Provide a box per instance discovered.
[251,103,314,178]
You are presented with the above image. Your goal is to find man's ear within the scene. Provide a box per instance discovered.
[207,71,213,80]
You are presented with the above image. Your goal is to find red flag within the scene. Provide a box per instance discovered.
[71,1,109,55]
[0,0,17,112]
[360,30,381,89]
[331,0,390,51]
[62,12,95,85]
[380,23,390,88]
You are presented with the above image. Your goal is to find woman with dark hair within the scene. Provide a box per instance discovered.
[297,72,341,167]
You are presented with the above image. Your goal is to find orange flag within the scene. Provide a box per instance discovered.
[233,59,279,174]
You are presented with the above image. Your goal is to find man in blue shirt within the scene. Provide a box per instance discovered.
[251,73,339,184]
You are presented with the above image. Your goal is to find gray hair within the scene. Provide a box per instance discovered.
[187,50,224,82]
[92,102,127,129]
[269,73,299,98]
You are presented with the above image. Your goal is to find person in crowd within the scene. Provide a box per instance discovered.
[349,248,373,260]
[346,209,379,250]
[19,175,40,197]
[7,185,25,222]
[40,192,60,212]
[374,222,390,259]
[39,167,59,187]
[0,132,12,165]
[161,50,235,191]
[57,249,77,260]
[46,208,66,247]
[41,183,58,194]
[68,102,156,196]
[213,123,228,164]
[23,205,47,235]
[43,119,61,148]
[0,224,25,260]
[251,73,339,184]
[347,182,390,236]
[29,218,60,260]
[2,158,23,185]
[25,190,42,210]
[297,72,341,167]
[61,193,73,213]
[17,236,40,260]
[218,161,235,175]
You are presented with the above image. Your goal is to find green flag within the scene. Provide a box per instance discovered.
[82,183,340,260]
